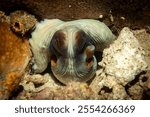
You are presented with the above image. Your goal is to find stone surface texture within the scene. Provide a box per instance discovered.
[99,27,147,85]
[0,13,32,99]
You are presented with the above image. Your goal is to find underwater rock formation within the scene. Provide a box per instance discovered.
[90,27,148,99]
[0,22,31,99]
[10,10,37,35]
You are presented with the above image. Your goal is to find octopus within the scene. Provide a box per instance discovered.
[29,19,116,84]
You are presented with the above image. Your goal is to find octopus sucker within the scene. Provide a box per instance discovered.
[30,19,116,84]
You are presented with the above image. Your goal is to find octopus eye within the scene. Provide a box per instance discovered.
[51,55,57,67]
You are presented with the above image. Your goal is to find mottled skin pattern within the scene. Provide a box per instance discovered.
[29,19,116,84]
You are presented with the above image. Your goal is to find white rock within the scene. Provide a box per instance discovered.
[99,27,147,85]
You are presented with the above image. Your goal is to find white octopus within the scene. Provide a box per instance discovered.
[29,19,116,84]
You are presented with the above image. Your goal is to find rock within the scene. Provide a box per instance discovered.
[0,11,10,23]
[100,27,147,85]
[0,22,31,99]
[128,83,143,100]
[20,73,59,93]
[17,73,99,100]
[18,81,98,100]
[10,10,37,35]
[90,27,147,99]
[133,29,150,70]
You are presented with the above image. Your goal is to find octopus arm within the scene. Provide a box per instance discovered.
[29,19,64,73]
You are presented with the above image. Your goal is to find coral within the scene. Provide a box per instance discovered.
[10,10,37,35]
[0,22,31,99]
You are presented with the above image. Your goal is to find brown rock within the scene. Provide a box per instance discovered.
[10,10,37,35]
[0,11,10,23]
[31,82,98,100]
[0,22,31,99]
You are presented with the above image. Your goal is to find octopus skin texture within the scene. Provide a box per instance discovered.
[29,19,116,84]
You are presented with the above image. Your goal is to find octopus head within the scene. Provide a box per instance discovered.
[50,27,97,84]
